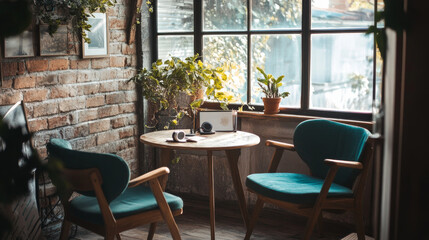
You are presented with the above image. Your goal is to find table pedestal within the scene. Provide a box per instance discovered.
[160,148,250,240]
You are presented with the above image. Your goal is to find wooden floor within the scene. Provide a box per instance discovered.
[70,194,356,240]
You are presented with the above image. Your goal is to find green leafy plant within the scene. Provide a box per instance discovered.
[34,0,115,43]
[256,67,290,99]
[129,54,231,130]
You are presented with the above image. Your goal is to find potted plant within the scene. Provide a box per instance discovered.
[129,54,230,130]
[256,67,290,114]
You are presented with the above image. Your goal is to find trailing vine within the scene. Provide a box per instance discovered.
[34,0,115,43]
[145,0,153,13]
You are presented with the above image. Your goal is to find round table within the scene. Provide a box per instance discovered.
[140,130,260,240]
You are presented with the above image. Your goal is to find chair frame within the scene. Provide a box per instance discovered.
[59,166,182,240]
[245,135,378,240]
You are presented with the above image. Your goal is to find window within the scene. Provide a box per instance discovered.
[152,0,383,121]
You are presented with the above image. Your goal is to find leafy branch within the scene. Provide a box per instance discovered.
[128,54,231,130]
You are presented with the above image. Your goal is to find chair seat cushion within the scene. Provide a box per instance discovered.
[70,185,183,225]
[246,173,353,205]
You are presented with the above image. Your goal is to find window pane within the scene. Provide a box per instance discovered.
[251,34,301,107]
[312,0,374,29]
[157,0,193,32]
[375,45,383,109]
[158,36,194,60]
[252,0,302,30]
[203,0,247,31]
[310,33,374,112]
[203,35,248,103]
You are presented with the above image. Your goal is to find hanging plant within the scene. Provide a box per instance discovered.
[34,0,115,43]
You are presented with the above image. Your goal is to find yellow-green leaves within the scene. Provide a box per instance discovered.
[129,54,233,130]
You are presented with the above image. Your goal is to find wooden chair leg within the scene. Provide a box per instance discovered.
[147,222,157,240]
[105,234,115,240]
[105,225,116,240]
[303,206,323,240]
[244,197,265,240]
[116,233,122,240]
[354,201,365,240]
[316,211,324,237]
[150,179,181,240]
[59,219,72,240]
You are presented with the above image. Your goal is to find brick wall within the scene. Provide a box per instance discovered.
[1,2,140,238]
[1,3,139,173]
[0,2,140,229]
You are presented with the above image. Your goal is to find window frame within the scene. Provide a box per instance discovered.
[150,0,381,122]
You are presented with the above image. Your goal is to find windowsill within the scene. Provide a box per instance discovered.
[237,111,373,131]
[199,102,374,130]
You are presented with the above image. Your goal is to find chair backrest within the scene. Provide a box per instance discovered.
[293,119,371,188]
[47,138,130,202]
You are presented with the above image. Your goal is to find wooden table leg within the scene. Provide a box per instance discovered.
[226,149,250,229]
[207,150,215,240]
[159,148,172,190]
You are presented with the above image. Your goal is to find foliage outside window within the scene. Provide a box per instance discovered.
[152,0,384,121]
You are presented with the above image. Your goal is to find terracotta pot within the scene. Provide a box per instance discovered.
[262,97,281,114]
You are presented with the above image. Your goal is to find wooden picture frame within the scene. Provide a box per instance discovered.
[3,23,35,58]
[82,12,109,58]
[39,24,68,56]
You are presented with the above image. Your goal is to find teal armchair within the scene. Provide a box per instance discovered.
[47,138,183,240]
[245,119,376,240]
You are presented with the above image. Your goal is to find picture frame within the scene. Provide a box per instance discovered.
[198,110,237,132]
[82,12,109,58]
[39,24,68,56]
[3,23,35,58]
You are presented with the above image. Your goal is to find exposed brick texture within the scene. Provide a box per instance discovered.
[91,58,110,69]
[49,59,69,71]
[2,61,26,77]
[1,10,140,230]
[24,88,49,102]
[0,4,139,179]
[26,60,49,73]
[70,59,90,69]
[14,75,36,89]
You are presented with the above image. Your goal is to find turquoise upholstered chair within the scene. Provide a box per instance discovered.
[47,138,183,240]
[245,119,376,240]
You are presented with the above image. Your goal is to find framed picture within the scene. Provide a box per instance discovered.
[199,110,238,132]
[39,24,68,56]
[82,12,109,58]
[3,24,35,58]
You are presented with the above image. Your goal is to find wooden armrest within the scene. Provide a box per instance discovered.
[128,167,170,188]
[324,159,363,170]
[266,140,295,151]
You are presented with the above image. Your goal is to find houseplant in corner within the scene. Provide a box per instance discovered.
[256,67,290,114]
